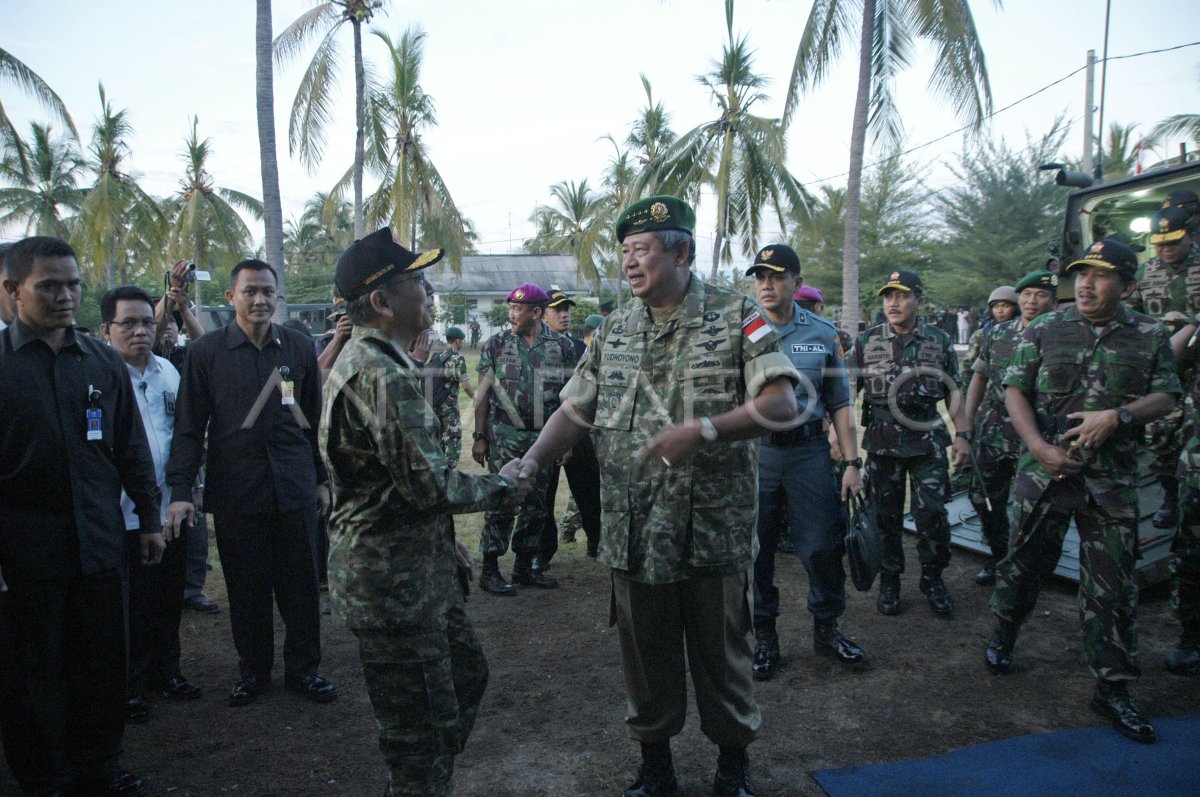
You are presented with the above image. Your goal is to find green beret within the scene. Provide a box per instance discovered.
[445,326,465,340]
[1014,270,1058,293]
[616,195,695,242]
[584,314,604,330]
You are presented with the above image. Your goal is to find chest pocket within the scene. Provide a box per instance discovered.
[862,339,895,399]
[1037,349,1082,394]
[1103,344,1155,399]
[594,333,641,431]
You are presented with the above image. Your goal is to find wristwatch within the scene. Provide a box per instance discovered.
[472,431,488,441]
[1115,407,1134,428]
[698,416,719,443]
[844,458,863,469]
[955,431,973,441]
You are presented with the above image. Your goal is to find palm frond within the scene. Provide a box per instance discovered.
[273,2,341,64]
[287,28,342,169]
[0,46,79,139]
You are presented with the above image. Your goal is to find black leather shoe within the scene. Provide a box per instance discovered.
[183,595,220,614]
[985,618,1018,674]
[919,574,953,616]
[74,770,148,797]
[623,746,680,797]
[125,696,149,724]
[229,675,266,707]
[160,676,202,701]
[975,566,996,586]
[713,748,757,797]
[876,574,901,616]
[1090,681,1155,743]
[813,620,867,667]
[1166,633,1200,676]
[479,568,516,596]
[285,674,338,704]
[586,546,598,558]
[751,622,781,681]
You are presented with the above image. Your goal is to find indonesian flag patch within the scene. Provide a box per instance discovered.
[742,312,770,343]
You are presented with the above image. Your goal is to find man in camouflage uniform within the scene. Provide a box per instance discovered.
[986,239,1180,745]
[853,270,971,617]
[964,286,1018,369]
[963,272,1057,585]
[320,228,528,796]
[430,326,473,468]
[472,283,577,594]
[1129,202,1200,528]
[517,196,799,797]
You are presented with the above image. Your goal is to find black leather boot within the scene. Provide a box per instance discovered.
[751,620,781,681]
[1153,476,1180,529]
[511,556,558,589]
[876,572,901,616]
[919,567,953,616]
[1090,680,1156,743]
[1166,630,1200,676]
[813,619,867,667]
[623,741,680,797]
[712,747,757,797]
[479,557,515,596]
[984,617,1018,674]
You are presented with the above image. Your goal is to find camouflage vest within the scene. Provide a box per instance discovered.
[860,326,947,415]
[487,326,573,430]
[1136,245,1200,318]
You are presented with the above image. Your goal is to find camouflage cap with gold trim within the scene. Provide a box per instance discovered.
[877,269,923,295]
[546,289,576,308]
[335,227,443,301]
[615,195,695,242]
[1150,205,1192,245]
[1014,270,1058,293]
[1066,238,1137,279]
[744,243,800,275]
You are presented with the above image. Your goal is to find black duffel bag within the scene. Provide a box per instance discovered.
[845,494,882,592]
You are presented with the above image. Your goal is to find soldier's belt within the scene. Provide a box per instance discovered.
[766,419,825,447]
[866,405,938,425]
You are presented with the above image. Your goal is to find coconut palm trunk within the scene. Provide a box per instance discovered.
[353,18,366,238]
[257,0,288,320]
[841,0,874,337]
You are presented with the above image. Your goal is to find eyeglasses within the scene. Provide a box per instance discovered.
[110,319,157,331]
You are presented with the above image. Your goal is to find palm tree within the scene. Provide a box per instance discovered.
[644,5,808,277]
[274,0,389,239]
[354,26,469,269]
[785,0,997,334]
[0,122,85,240]
[165,118,263,300]
[626,75,676,179]
[257,0,288,320]
[527,179,608,293]
[0,47,78,174]
[74,85,167,288]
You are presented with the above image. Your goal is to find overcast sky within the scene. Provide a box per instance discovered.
[5,1,1197,274]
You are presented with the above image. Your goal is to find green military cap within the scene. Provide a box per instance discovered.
[987,286,1018,307]
[584,314,604,331]
[1066,238,1138,279]
[616,195,695,242]
[877,269,922,296]
[445,326,465,340]
[1151,206,1192,245]
[1014,270,1058,292]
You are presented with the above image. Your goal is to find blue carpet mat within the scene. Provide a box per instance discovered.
[812,714,1199,797]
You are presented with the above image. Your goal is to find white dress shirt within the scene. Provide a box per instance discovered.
[121,354,180,529]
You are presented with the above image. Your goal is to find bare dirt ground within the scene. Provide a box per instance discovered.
[5,528,1197,797]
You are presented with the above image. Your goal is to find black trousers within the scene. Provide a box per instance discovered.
[213,508,322,682]
[0,570,127,794]
[127,528,187,697]
[541,435,602,563]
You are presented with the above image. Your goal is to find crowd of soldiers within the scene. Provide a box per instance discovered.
[2,189,1199,797]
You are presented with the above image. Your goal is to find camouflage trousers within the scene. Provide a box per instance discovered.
[1146,400,1191,480]
[559,494,582,540]
[1172,457,1200,635]
[352,603,488,797]
[968,447,1018,564]
[480,424,554,561]
[866,450,951,576]
[991,469,1141,681]
[437,403,462,469]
